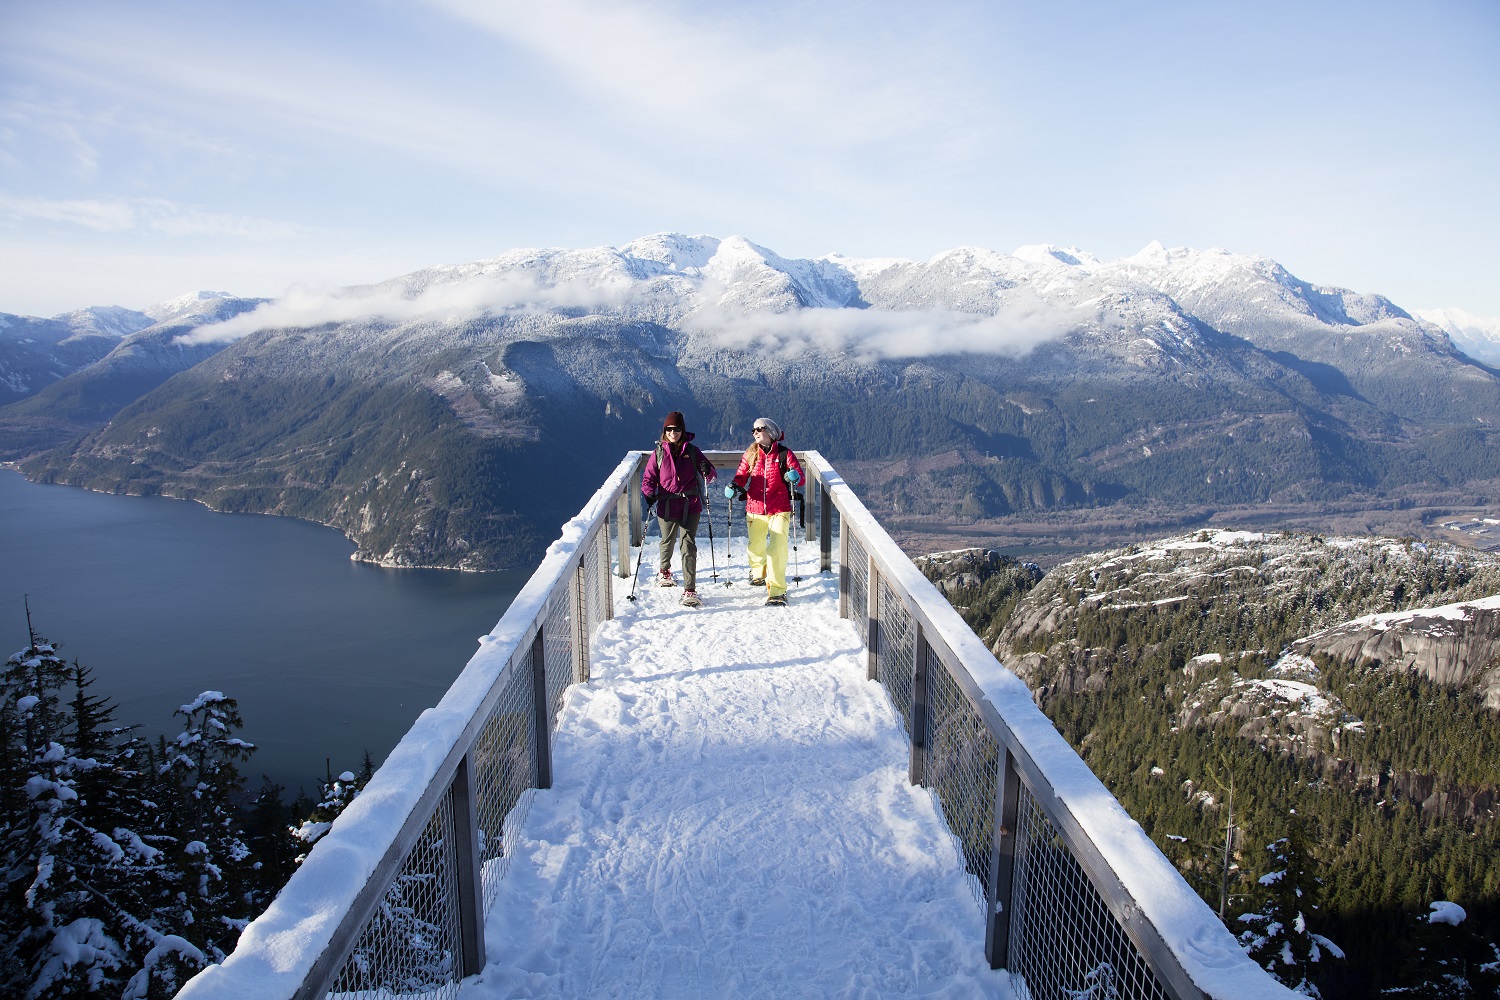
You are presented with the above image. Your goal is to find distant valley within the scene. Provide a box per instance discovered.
[3,234,1499,569]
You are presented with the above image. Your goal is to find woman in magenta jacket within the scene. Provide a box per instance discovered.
[641,411,717,606]
[726,417,804,606]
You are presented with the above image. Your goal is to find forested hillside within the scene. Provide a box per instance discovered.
[921,533,1500,998]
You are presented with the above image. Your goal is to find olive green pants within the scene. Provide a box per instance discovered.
[658,509,702,590]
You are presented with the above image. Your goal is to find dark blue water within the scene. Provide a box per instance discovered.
[0,469,526,796]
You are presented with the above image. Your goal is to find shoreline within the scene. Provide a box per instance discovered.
[0,466,505,574]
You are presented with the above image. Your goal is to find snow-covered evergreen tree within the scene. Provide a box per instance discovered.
[0,617,299,998]
[244,777,298,900]
[0,632,186,998]
[1388,900,1500,999]
[1237,811,1343,996]
[155,691,257,974]
[290,764,366,863]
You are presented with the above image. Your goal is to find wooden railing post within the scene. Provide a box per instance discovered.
[451,754,486,976]
[838,522,851,620]
[629,472,643,546]
[600,521,614,622]
[866,558,880,683]
[615,494,630,578]
[910,622,929,786]
[574,563,588,684]
[986,749,1022,969]
[819,479,832,573]
[531,628,552,790]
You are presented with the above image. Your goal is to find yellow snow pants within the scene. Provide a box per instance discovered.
[746,511,792,598]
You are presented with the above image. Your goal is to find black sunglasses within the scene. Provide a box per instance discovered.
[664,427,684,433]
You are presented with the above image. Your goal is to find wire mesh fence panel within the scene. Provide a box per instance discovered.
[582,530,604,674]
[543,594,573,725]
[876,577,914,737]
[326,790,463,1000]
[826,503,841,571]
[924,647,999,912]
[1007,784,1172,1000]
[472,653,540,913]
[846,532,869,647]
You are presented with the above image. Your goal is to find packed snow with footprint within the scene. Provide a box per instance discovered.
[462,537,1016,999]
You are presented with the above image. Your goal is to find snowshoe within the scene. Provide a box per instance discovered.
[658,568,677,587]
[681,590,702,608]
[765,593,787,607]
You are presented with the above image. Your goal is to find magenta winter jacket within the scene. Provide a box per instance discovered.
[642,432,717,521]
[732,443,804,517]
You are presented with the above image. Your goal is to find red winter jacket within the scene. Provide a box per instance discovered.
[733,443,804,517]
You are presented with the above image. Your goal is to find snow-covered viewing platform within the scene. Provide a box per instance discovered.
[177,453,1298,1000]
[466,553,1005,997]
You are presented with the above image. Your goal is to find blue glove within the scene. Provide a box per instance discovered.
[783,469,802,486]
[723,484,737,498]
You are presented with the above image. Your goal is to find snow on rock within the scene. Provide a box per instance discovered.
[1293,595,1500,708]
[1428,900,1467,926]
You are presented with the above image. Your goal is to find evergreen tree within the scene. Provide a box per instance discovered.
[1390,901,1500,999]
[1236,813,1342,996]
[155,692,257,972]
[290,761,367,864]
[244,778,298,900]
[0,630,179,998]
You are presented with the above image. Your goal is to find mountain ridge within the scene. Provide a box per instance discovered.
[4,234,1498,571]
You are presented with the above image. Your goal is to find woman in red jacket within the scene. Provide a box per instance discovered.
[726,417,804,606]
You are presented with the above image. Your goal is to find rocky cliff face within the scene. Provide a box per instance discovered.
[1292,597,1500,709]
[941,530,1500,820]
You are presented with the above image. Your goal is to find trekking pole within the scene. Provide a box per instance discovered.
[625,509,653,603]
[791,490,805,584]
[705,493,719,584]
[723,488,735,586]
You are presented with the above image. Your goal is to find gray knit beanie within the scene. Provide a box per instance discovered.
[752,417,783,442]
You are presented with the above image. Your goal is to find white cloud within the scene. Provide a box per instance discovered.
[0,195,135,232]
[176,271,634,345]
[418,0,979,151]
[0,194,327,240]
[0,11,576,191]
[179,263,1081,363]
[685,296,1079,363]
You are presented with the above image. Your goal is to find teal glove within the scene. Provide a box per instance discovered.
[784,469,802,486]
[724,484,737,498]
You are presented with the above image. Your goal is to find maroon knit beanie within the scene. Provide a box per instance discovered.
[661,411,686,435]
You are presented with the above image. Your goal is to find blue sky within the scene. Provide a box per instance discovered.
[1,0,1496,317]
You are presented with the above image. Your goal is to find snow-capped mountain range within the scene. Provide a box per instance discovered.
[1414,307,1500,368]
[174,234,1455,360]
[0,291,259,406]
[7,234,1497,390]
[3,234,1499,571]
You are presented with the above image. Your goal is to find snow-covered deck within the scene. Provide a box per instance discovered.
[459,546,1016,999]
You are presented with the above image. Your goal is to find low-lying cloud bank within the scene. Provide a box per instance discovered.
[686,297,1082,362]
[178,273,1083,360]
[175,271,634,345]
